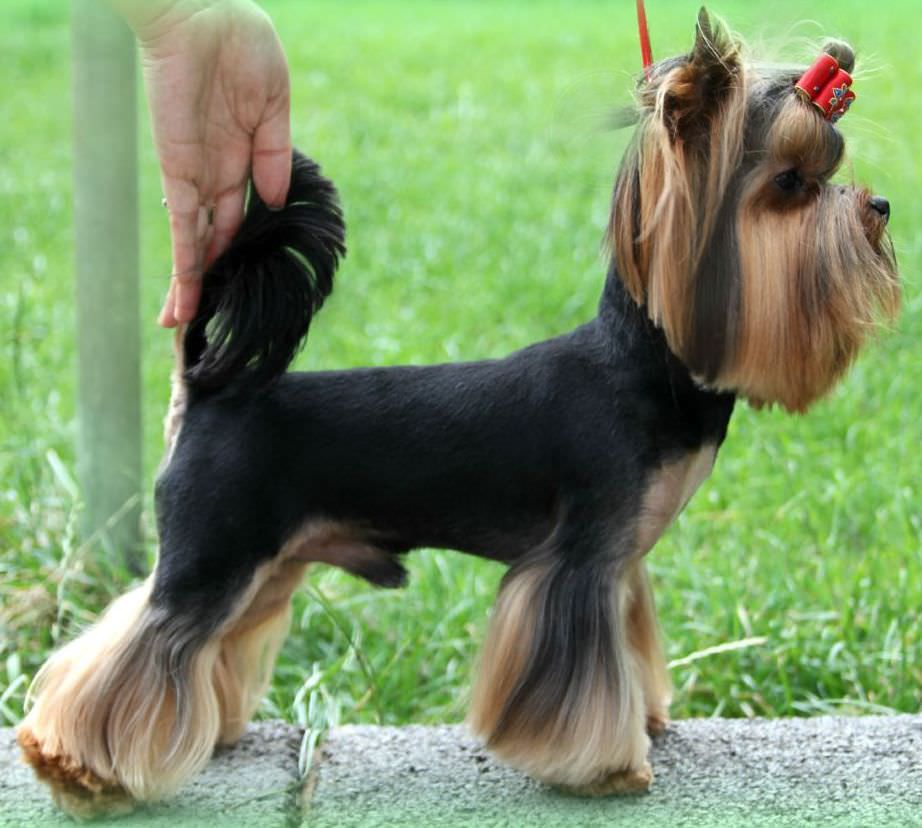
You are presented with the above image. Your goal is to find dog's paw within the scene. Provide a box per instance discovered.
[646,712,670,736]
[17,726,137,820]
[560,761,654,797]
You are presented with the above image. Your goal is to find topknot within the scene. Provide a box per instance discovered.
[822,39,855,73]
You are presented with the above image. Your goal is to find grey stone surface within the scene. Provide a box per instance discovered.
[0,721,304,828]
[305,717,922,828]
[3,717,921,827]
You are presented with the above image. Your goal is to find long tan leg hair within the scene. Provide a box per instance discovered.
[468,552,653,795]
[17,549,306,819]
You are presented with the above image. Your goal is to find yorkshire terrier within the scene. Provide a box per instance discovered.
[18,9,898,818]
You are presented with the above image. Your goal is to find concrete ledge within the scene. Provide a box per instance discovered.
[3,717,920,827]
[306,718,922,828]
[0,722,303,828]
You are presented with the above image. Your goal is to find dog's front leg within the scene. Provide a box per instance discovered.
[468,523,654,795]
[626,558,671,736]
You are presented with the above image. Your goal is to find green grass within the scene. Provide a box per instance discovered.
[1,0,919,739]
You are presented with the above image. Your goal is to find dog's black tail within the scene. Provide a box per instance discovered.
[183,150,346,391]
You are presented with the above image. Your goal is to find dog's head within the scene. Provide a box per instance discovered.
[609,9,899,412]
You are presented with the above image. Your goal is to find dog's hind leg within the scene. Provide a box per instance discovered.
[16,512,310,818]
[211,555,305,746]
[17,577,167,819]
[468,534,653,795]
[17,505,406,818]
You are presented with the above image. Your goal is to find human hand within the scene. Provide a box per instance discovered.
[113,0,292,326]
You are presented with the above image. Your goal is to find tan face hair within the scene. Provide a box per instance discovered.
[610,10,899,412]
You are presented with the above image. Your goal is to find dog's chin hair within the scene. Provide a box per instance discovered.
[720,194,896,411]
[705,93,899,412]
[468,557,652,789]
[16,558,301,816]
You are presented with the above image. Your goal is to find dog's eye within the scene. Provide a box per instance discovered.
[774,169,803,193]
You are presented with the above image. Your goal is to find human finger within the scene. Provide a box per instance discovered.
[158,278,178,327]
[205,183,246,268]
[164,178,206,280]
[158,182,198,329]
[172,205,213,323]
[251,101,292,209]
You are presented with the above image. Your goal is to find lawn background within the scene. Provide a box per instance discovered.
[1,0,919,735]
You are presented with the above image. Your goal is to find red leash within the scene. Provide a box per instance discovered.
[636,0,654,79]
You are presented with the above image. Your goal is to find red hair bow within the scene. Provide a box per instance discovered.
[795,53,855,123]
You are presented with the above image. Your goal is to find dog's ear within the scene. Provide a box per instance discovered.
[691,8,730,63]
[610,7,748,371]
[658,7,743,141]
[689,7,741,91]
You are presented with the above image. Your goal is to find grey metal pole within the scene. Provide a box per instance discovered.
[71,0,143,573]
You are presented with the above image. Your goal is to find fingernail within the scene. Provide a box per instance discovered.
[267,203,285,213]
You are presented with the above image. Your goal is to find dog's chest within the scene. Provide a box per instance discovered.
[634,444,717,557]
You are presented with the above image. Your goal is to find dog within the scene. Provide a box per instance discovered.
[18,9,898,818]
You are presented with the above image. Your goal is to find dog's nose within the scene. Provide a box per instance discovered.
[869,196,891,222]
